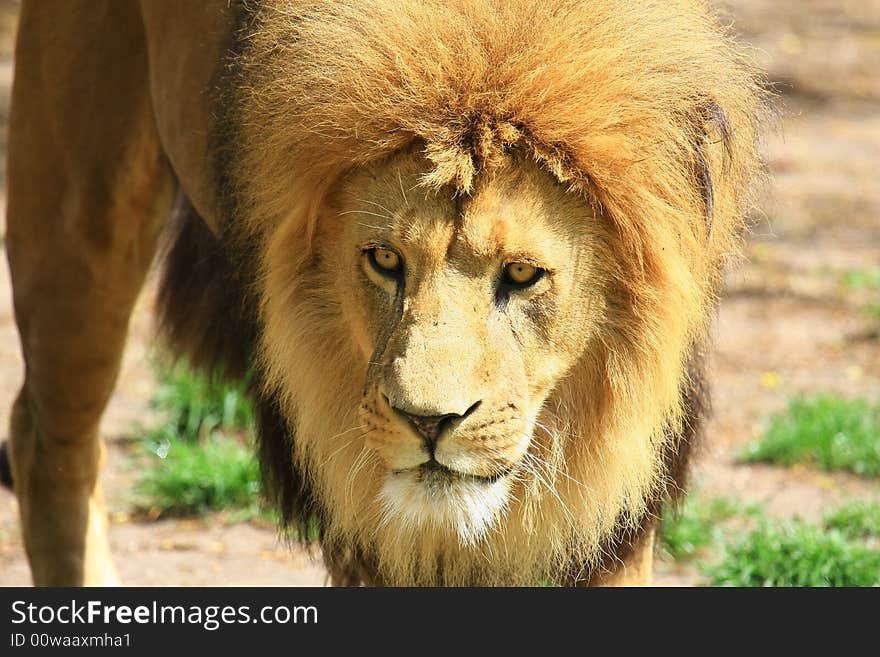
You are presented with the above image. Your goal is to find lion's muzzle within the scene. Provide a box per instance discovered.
[388,397,482,454]
[364,382,530,480]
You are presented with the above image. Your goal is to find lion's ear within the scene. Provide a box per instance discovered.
[694,102,733,236]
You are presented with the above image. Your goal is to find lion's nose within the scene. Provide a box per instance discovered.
[391,400,481,452]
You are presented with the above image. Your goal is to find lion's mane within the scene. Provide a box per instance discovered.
[159,0,763,585]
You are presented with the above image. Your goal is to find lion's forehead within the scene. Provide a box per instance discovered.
[335,150,597,276]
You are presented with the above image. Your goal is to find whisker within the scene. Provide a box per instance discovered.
[345,440,377,502]
[530,417,591,493]
[319,427,370,469]
[337,209,393,223]
[356,198,396,216]
[396,170,409,208]
[327,423,369,442]
[522,452,576,529]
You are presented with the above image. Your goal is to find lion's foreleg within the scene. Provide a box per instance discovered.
[6,1,174,586]
[8,395,120,586]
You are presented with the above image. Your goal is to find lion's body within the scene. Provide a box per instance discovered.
[3,0,762,586]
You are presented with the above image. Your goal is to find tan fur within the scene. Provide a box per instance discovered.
[233,0,763,584]
[6,0,176,585]
[5,0,762,586]
[583,529,656,587]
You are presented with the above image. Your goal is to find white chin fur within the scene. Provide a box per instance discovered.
[378,470,511,546]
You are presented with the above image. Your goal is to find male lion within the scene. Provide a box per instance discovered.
[1,0,762,586]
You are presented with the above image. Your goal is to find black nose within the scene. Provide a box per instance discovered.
[391,401,481,451]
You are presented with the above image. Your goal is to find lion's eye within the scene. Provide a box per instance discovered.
[367,248,403,276]
[503,262,542,287]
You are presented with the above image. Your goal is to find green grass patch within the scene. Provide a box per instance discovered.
[658,495,757,561]
[150,360,254,442]
[740,395,880,477]
[704,520,880,587]
[131,360,264,518]
[660,496,880,587]
[841,268,880,330]
[823,500,880,540]
[134,431,262,517]
[841,267,880,291]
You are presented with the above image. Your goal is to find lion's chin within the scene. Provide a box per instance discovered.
[377,465,513,546]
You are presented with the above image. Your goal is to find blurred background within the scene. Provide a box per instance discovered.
[0,0,877,585]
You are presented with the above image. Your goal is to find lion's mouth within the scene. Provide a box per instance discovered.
[394,458,515,486]
[379,456,517,544]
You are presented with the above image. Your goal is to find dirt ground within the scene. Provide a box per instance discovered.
[0,0,878,586]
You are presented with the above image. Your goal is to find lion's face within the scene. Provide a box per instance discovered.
[310,149,606,542]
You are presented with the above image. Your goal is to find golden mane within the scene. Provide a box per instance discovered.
[219,0,764,584]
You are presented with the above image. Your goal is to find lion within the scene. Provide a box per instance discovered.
[0,0,763,586]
